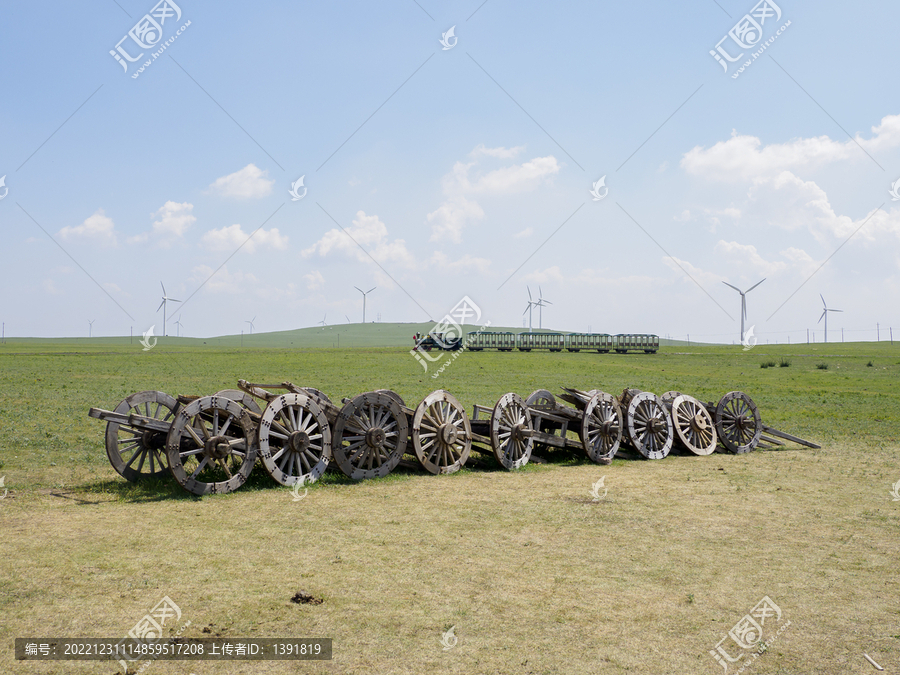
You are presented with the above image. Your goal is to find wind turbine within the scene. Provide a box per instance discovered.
[818,294,842,343]
[722,278,765,343]
[536,287,552,330]
[354,286,376,323]
[173,315,184,338]
[245,316,256,334]
[523,287,537,333]
[157,282,181,337]
[88,319,94,338]
[319,314,327,329]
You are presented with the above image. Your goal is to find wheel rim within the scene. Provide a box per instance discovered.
[715,391,761,454]
[332,392,408,480]
[258,394,331,485]
[166,396,257,495]
[214,389,263,415]
[106,391,178,482]
[581,392,622,463]
[671,394,717,455]
[626,392,673,460]
[490,393,533,470]
[412,390,471,475]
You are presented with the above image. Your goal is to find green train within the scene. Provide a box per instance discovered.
[465,332,659,354]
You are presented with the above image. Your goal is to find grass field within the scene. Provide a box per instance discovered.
[1,340,899,674]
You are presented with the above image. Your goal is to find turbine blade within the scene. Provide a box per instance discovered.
[354,286,363,293]
[820,293,826,308]
[161,282,166,295]
[527,287,532,301]
[722,281,742,292]
[367,287,376,293]
[746,278,765,293]
[157,299,166,312]
[818,310,826,324]
[832,309,843,313]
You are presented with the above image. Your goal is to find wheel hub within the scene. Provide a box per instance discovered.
[204,435,232,460]
[366,427,386,448]
[142,430,167,450]
[439,424,458,445]
[691,414,709,433]
[288,430,311,453]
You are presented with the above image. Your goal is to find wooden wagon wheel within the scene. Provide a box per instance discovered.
[714,391,761,454]
[214,389,263,415]
[670,394,717,456]
[165,396,257,495]
[258,393,332,485]
[301,387,331,405]
[411,390,471,475]
[376,389,406,409]
[105,391,178,482]
[490,393,534,470]
[525,389,558,452]
[332,392,408,480]
[624,391,673,460]
[580,392,623,463]
[660,391,682,405]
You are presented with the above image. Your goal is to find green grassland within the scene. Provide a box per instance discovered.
[0,338,898,674]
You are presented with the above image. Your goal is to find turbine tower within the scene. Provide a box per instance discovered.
[88,319,94,338]
[173,315,184,338]
[523,287,537,333]
[818,294,842,343]
[723,278,765,343]
[354,286,376,323]
[536,287,552,330]
[157,282,181,337]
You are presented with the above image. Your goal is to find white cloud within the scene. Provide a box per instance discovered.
[303,270,325,290]
[208,164,275,199]
[661,256,724,288]
[713,240,787,277]
[461,156,561,194]
[427,147,560,242]
[58,208,116,245]
[302,211,415,269]
[514,227,534,238]
[429,251,491,275]
[427,197,484,244]
[201,223,288,253]
[681,114,900,181]
[188,264,259,294]
[129,201,196,247]
[470,144,525,159]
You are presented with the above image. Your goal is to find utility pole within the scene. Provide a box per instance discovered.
[807,328,809,344]
[877,323,880,341]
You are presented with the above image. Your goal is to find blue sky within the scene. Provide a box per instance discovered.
[1,0,898,343]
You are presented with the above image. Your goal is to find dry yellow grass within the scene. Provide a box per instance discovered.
[2,439,899,675]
